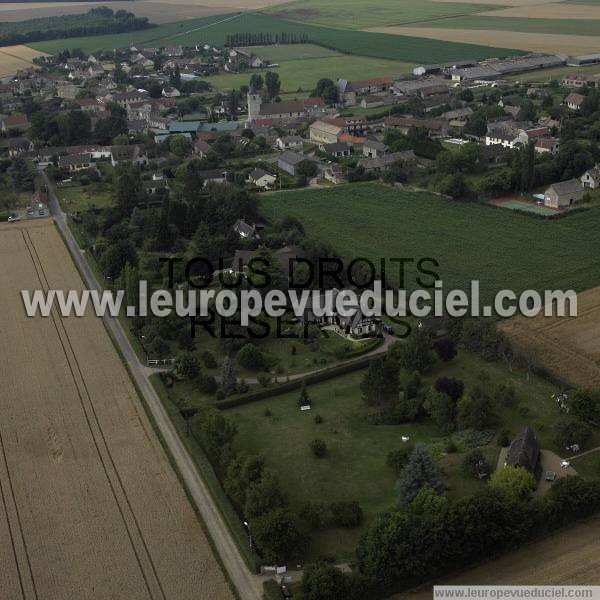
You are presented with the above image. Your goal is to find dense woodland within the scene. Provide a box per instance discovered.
[0,7,153,47]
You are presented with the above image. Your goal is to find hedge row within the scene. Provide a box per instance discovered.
[216,353,376,410]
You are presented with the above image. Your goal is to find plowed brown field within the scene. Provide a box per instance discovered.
[0,219,232,600]
[500,286,600,388]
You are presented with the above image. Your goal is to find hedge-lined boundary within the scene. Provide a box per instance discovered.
[217,352,376,409]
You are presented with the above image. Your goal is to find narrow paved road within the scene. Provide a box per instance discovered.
[41,169,264,600]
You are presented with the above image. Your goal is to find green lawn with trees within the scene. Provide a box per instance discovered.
[220,345,569,559]
[259,183,600,301]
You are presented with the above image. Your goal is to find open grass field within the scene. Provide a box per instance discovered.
[0,219,232,599]
[403,515,600,596]
[501,286,600,388]
[28,11,521,63]
[207,53,415,93]
[365,25,600,54]
[259,183,600,301]
[266,0,499,29]
[224,348,562,560]
[0,44,46,77]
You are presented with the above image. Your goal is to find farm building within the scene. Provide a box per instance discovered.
[363,140,388,158]
[310,119,343,144]
[535,137,559,155]
[276,135,303,151]
[567,54,600,67]
[277,151,306,176]
[322,142,351,158]
[506,427,540,472]
[544,179,584,208]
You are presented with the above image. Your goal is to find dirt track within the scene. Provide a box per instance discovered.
[0,219,232,600]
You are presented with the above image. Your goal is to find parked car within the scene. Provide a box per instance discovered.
[7,214,21,222]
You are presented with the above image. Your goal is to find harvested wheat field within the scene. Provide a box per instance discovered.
[500,286,600,388]
[395,515,600,599]
[0,219,232,600]
[365,26,600,54]
[0,46,47,78]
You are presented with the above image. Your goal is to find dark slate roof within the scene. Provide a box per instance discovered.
[506,427,540,472]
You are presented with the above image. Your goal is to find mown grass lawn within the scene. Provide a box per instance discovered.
[259,183,600,301]
[223,349,563,560]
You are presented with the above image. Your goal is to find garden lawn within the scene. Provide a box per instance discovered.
[224,349,563,560]
[57,183,114,212]
[259,183,600,302]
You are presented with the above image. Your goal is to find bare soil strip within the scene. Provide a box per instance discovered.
[364,25,600,54]
[0,220,232,600]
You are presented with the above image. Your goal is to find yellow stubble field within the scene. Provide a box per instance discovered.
[0,219,233,600]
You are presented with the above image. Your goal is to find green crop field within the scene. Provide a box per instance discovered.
[29,12,521,63]
[267,0,500,30]
[239,43,340,62]
[412,15,600,36]
[208,54,414,92]
[225,349,561,559]
[259,183,600,300]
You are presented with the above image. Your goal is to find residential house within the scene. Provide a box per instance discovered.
[362,139,388,158]
[505,427,540,473]
[385,116,448,138]
[535,137,559,155]
[8,137,33,157]
[194,139,212,158]
[1,113,29,132]
[358,150,415,173]
[276,135,303,151]
[233,219,258,239]
[247,168,277,190]
[143,175,169,196]
[58,153,93,172]
[581,164,600,188]
[565,92,585,111]
[110,145,148,167]
[544,179,584,208]
[277,151,306,176]
[322,141,351,158]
